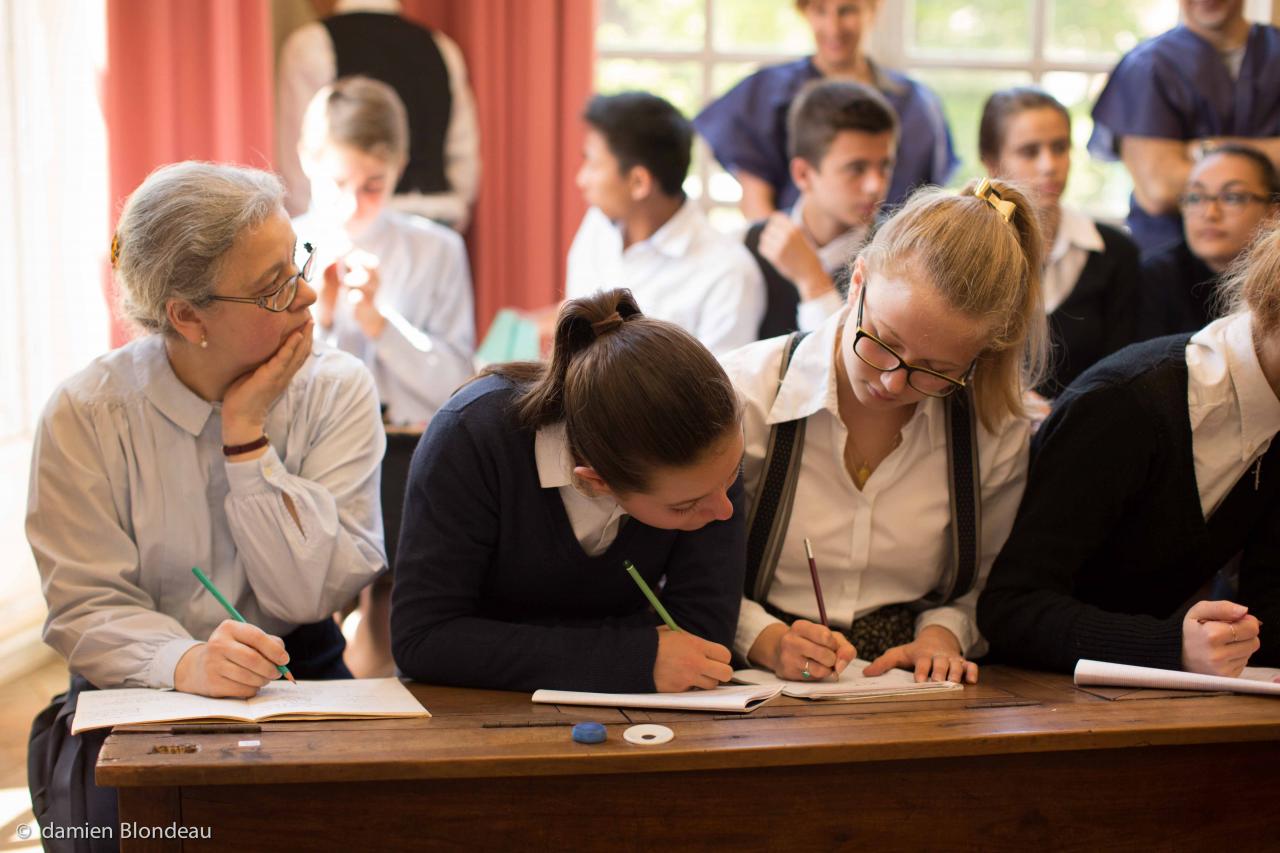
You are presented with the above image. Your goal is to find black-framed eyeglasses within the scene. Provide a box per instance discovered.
[851,286,974,398]
[1178,190,1278,212]
[207,242,316,313]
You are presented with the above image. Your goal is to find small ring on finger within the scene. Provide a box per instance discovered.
[1230,623,1239,643]
[801,659,812,680]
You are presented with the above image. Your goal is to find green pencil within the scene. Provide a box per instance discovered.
[624,560,682,632]
[191,566,296,684]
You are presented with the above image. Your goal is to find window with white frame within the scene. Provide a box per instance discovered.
[595,0,1224,230]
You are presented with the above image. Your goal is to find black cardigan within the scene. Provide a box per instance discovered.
[977,335,1280,672]
[390,374,747,693]
[1137,240,1219,340]
[1039,222,1143,396]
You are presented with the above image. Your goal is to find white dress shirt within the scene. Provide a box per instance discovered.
[296,208,476,426]
[790,199,862,332]
[1042,206,1104,315]
[534,422,627,556]
[565,201,766,355]
[719,308,1032,659]
[1187,311,1280,517]
[276,0,480,228]
[26,336,387,689]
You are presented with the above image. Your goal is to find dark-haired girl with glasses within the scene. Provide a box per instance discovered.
[979,221,1280,676]
[27,162,386,848]
[1140,145,1280,339]
[721,177,1047,685]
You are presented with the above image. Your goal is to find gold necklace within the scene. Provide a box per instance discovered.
[845,431,902,489]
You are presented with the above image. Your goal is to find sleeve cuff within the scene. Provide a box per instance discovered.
[916,607,985,659]
[797,290,844,332]
[734,598,784,661]
[147,637,203,690]
[225,445,287,495]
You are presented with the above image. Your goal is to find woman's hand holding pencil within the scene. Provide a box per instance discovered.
[173,619,293,699]
[748,620,855,682]
[653,627,734,692]
[175,566,295,698]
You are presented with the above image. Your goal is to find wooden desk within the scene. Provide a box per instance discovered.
[97,667,1280,851]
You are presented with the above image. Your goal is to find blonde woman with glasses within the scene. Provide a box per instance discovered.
[720,177,1046,685]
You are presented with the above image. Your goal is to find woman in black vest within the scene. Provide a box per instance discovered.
[979,220,1280,675]
[390,289,747,693]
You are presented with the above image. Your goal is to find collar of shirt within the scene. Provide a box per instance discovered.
[764,306,947,448]
[533,421,632,508]
[789,200,868,275]
[1189,311,1280,462]
[1048,206,1103,265]
[134,334,215,437]
[335,0,400,14]
[607,197,700,260]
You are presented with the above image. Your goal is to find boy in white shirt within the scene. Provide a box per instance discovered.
[564,91,765,355]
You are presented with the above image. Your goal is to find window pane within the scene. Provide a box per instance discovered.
[712,0,811,54]
[907,0,1032,60]
[597,0,705,52]
[711,61,760,99]
[1041,71,1133,221]
[595,58,703,118]
[908,69,1033,188]
[1046,0,1177,62]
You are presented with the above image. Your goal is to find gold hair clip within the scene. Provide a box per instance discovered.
[974,178,1016,223]
[110,233,121,268]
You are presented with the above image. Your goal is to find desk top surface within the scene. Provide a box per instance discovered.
[96,667,1280,788]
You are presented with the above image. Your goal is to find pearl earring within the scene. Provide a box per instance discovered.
[200,335,208,349]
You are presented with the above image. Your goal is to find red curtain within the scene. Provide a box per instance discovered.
[402,0,595,336]
[104,0,275,346]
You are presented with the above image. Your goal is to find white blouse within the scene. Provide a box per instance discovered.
[534,422,627,557]
[296,208,476,427]
[1188,311,1280,517]
[720,307,1032,659]
[1041,206,1104,315]
[26,335,387,689]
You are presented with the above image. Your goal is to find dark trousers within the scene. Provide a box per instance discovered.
[27,619,350,853]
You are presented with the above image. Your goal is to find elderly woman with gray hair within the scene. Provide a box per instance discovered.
[26,161,386,850]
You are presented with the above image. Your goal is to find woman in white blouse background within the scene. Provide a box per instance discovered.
[720,178,1047,685]
[27,162,386,848]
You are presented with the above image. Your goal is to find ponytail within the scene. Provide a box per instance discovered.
[482,289,740,494]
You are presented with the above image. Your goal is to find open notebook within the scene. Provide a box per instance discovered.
[1073,659,1280,697]
[733,662,961,700]
[532,684,783,714]
[71,678,430,734]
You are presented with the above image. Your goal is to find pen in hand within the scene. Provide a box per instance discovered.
[805,538,840,681]
[191,566,296,685]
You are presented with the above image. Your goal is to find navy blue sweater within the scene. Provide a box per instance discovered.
[390,374,747,693]
[978,335,1280,671]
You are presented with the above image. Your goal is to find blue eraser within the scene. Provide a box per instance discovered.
[571,722,607,744]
